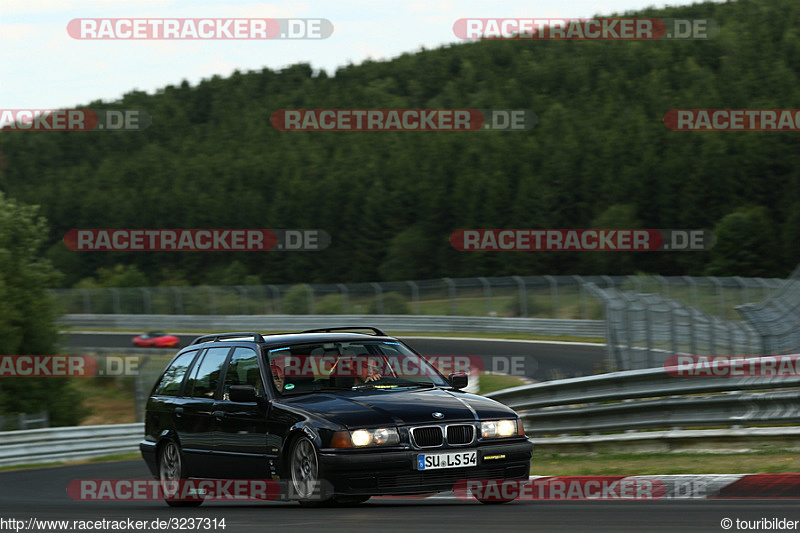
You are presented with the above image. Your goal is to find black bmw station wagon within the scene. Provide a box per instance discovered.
[140,327,533,506]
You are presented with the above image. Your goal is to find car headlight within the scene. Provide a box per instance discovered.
[480,419,519,439]
[331,428,400,448]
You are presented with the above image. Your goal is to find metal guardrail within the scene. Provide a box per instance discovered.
[60,314,607,337]
[487,365,800,436]
[2,365,798,465]
[0,423,143,467]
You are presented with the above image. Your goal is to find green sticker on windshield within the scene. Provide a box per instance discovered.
[284,383,295,390]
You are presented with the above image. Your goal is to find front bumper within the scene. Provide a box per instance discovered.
[319,439,532,496]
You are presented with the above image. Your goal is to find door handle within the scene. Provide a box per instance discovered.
[213,410,225,420]
[174,407,184,417]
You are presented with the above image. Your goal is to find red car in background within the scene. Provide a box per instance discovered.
[132,331,180,348]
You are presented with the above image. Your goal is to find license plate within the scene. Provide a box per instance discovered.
[416,450,477,470]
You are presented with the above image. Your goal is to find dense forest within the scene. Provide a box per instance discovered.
[0,0,798,288]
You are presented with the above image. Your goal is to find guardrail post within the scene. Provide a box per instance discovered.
[110,288,121,314]
[370,282,383,314]
[337,283,349,314]
[134,358,152,423]
[511,276,527,317]
[543,275,557,318]
[405,281,420,315]
[442,278,457,316]
[477,277,492,315]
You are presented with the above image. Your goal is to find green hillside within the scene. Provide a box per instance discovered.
[1,0,798,287]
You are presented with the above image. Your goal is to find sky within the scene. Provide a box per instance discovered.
[1,0,717,109]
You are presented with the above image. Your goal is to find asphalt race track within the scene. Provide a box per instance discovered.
[36,333,797,531]
[1,461,798,533]
[65,332,608,381]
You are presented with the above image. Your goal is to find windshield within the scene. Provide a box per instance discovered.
[267,341,451,395]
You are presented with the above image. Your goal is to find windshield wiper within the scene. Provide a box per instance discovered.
[352,381,439,390]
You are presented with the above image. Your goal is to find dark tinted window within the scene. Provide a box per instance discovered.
[222,347,262,400]
[187,347,231,399]
[153,350,198,396]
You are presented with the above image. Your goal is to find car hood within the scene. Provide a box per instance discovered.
[280,388,517,428]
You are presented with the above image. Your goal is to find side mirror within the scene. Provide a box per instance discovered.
[229,384,258,403]
[448,372,468,390]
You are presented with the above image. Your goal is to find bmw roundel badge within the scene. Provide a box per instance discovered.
[432,412,444,419]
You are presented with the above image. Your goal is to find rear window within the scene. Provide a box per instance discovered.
[153,350,198,396]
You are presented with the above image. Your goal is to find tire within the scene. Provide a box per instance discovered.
[289,436,332,507]
[158,440,203,508]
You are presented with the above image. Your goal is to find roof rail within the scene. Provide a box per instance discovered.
[301,326,388,336]
[190,332,266,345]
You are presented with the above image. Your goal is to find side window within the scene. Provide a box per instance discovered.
[223,347,262,400]
[153,350,198,396]
[186,347,231,399]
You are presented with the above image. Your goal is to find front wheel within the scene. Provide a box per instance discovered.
[289,436,332,507]
[158,440,203,507]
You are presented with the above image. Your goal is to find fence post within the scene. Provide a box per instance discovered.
[305,284,314,314]
[477,277,492,315]
[755,278,770,301]
[337,284,349,314]
[734,276,748,305]
[682,276,699,309]
[442,278,456,316]
[171,287,183,315]
[134,358,151,423]
[205,286,217,315]
[140,288,151,314]
[656,275,669,299]
[669,301,680,356]
[628,275,642,293]
[235,285,248,315]
[405,281,420,315]
[709,277,725,319]
[543,275,558,318]
[370,282,383,314]
[267,285,281,314]
[511,276,527,317]
[110,288,121,314]
[573,275,588,319]
[82,288,91,314]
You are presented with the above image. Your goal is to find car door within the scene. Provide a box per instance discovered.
[174,346,232,477]
[213,346,270,479]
